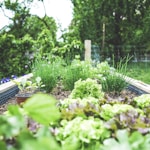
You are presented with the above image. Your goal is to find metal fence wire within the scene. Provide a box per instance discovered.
[91,45,150,62]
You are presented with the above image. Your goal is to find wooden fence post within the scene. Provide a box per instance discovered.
[84,40,91,61]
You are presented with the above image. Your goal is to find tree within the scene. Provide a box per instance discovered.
[0,0,58,77]
[70,0,150,61]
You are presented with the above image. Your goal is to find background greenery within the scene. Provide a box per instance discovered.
[0,0,150,83]
[126,62,150,84]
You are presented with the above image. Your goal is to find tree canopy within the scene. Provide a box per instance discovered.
[70,0,150,60]
[0,0,58,78]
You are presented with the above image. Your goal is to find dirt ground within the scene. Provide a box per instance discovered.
[0,88,138,115]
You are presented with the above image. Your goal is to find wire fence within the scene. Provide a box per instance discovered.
[91,45,150,63]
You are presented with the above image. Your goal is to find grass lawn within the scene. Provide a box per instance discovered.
[126,62,150,84]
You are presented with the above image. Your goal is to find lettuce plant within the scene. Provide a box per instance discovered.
[134,94,150,108]
[106,109,150,132]
[59,97,100,110]
[96,61,112,76]
[70,78,104,99]
[100,104,141,121]
[56,117,110,149]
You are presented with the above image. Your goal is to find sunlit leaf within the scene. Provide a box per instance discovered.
[23,94,60,125]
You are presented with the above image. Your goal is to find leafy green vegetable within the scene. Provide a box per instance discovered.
[59,97,100,109]
[56,117,110,146]
[96,61,112,76]
[134,94,150,108]
[100,104,139,121]
[70,78,104,99]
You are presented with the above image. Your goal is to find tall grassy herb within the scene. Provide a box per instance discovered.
[101,56,131,93]
[101,74,128,93]
[62,59,94,90]
[32,56,64,92]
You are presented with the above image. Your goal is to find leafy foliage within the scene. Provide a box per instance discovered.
[134,94,150,108]
[102,130,150,150]
[100,104,141,121]
[60,97,100,107]
[0,33,34,77]
[56,117,110,149]
[70,0,150,61]
[0,0,57,78]
[101,73,128,93]
[70,78,104,99]
[99,57,129,93]
[0,94,61,150]
[62,58,94,90]
[24,94,61,125]
[32,55,64,92]
[52,40,84,60]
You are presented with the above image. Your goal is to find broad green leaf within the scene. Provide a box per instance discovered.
[0,141,7,150]
[20,137,60,150]
[23,94,60,125]
[7,105,25,116]
[0,115,25,138]
[103,138,131,150]
[129,131,144,149]
[116,130,129,143]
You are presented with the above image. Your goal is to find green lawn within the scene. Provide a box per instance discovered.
[126,62,150,84]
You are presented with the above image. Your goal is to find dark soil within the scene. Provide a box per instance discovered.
[0,87,138,115]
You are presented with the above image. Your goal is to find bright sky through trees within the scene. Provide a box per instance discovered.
[0,0,73,30]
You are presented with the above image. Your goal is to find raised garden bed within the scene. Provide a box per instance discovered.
[1,74,150,149]
[0,75,149,114]
[0,73,33,105]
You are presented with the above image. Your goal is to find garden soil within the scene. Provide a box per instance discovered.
[0,87,138,114]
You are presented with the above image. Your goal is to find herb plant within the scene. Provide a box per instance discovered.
[62,58,94,90]
[32,56,63,92]
[13,76,45,94]
[101,73,128,93]
[99,56,130,93]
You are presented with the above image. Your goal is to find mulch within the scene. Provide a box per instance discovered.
[0,87,138,115]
